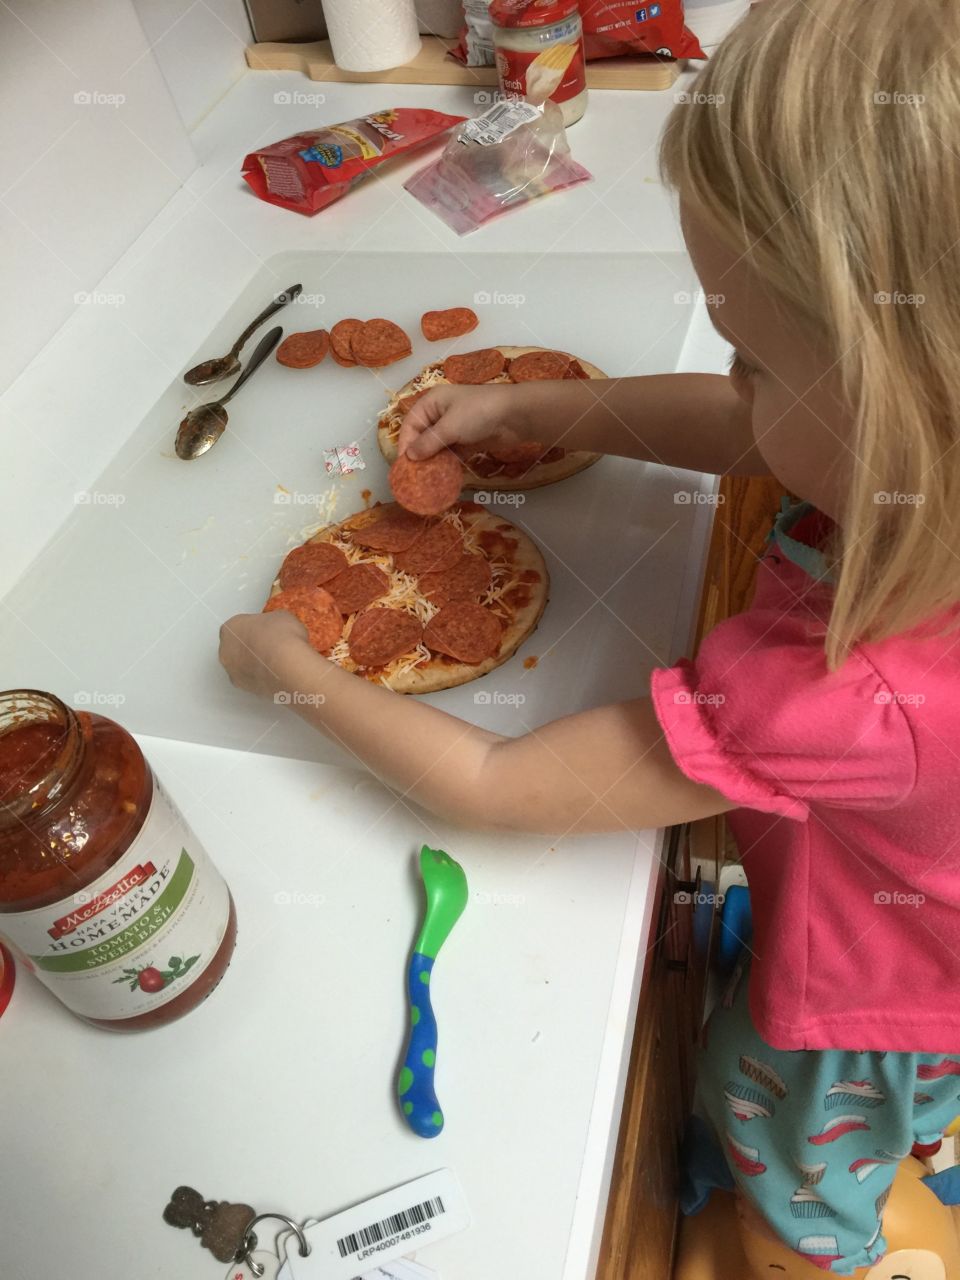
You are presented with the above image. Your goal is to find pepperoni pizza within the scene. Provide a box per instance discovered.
[265,501,548,694]
[377,345,604,492]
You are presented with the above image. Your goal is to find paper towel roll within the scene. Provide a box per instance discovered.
[324,0,422,72]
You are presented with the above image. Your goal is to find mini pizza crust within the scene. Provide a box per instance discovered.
[269,503,548,694]
[377,346,604,491]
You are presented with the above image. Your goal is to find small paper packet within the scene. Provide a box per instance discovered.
[323,442,366,476]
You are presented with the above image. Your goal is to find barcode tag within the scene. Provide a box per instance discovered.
[277,1249,435,1280]
[282,1170,468,1280]
[363,1264,437,1279]
[460,100,541,146]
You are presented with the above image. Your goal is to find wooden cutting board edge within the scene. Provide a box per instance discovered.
[246,35,680,91]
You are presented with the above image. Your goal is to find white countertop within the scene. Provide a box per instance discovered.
[1,68,706,596]
[0,67,730,1280]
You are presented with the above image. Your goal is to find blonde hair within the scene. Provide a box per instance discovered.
[661,0,960,666]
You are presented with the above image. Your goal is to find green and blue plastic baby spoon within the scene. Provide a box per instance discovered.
[397,845,468,1139]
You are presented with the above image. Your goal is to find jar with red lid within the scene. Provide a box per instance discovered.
[490,0,588,127]
[0,690,237,1030]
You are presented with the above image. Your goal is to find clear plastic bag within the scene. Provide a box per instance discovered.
[404,98,592,235]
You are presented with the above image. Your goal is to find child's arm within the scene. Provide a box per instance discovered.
[398,374,768,477]
[219,611,733,835]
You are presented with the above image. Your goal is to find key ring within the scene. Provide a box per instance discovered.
[237,1213,310,1277]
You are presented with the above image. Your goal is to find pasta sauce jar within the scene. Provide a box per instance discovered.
[0,690,236,1030]
[490,0,588,127]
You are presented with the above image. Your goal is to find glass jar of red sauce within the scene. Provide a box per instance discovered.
[0,690,236,1030]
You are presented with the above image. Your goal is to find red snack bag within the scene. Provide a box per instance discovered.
[579,1,704,60]
[242,108,466,216]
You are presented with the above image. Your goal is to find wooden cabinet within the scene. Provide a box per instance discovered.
[596,474,785,1280]
[597,818,724,1280]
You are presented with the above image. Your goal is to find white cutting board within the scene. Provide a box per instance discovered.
[1,250,703,761]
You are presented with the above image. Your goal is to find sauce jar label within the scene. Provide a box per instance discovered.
[495,35,586,105]
[0,779,231,1020]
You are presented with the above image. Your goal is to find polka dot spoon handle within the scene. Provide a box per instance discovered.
[397,846,468,1139]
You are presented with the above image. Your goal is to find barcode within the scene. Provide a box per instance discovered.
[336,1195,446,1258]
[483,102,513,125]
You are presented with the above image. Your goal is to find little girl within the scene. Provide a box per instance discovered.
[220,0,960,1269]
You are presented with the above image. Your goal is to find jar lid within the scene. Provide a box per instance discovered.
[490,0,579,28]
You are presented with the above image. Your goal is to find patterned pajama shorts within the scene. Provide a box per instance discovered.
[700,958,960,1274]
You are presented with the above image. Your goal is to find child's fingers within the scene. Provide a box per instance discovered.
[397,391,451,459]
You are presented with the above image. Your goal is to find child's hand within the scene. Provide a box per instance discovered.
[219,609,314,699]
[397,383,531,460]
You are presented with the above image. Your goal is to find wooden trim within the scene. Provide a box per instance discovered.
[245,36,680,90]
[596,475,784,1279]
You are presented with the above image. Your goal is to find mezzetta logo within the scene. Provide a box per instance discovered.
[48,863,158,939]
[46,862,173,951]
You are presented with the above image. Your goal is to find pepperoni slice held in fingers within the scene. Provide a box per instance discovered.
[443,348,506,384]
[389,449,464,516]
[418,554,491,606]
[352,319,412,368]
[263,586,342,653]
[508,350,572,382]
[325,562,390,614]
[330,318,363,367]
[276,329,330,368]
[394,521,463,575]
[348,505,427,552]
[421,308,479,341]
[348,608,423,668]
[279,542,348,590]
[423,602,503,664]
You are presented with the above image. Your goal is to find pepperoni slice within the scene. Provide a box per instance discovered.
[325,562,390,614]
[263,586,342,653]
[486,439,545,464]
[279,542,348,590]
[348,505,427,552]
[508,351,572,382]
[276,329,330,369]
[443,348,506,384]
[418,554,492,606]
[352,319,412,368]
[423,602,503,664]
[348,608,423,668]
[389,450,464,516]
[330,318,363,366]
[564,359,590,379]
[421,308,479,341]
[394,522,463,575]
[396,388,429,417]
[465,454,502,478]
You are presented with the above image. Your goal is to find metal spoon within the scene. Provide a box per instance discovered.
[176,326,283,460]
[182,282,301,386]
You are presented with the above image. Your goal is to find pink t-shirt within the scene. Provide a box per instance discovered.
[651,506,960,1052]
